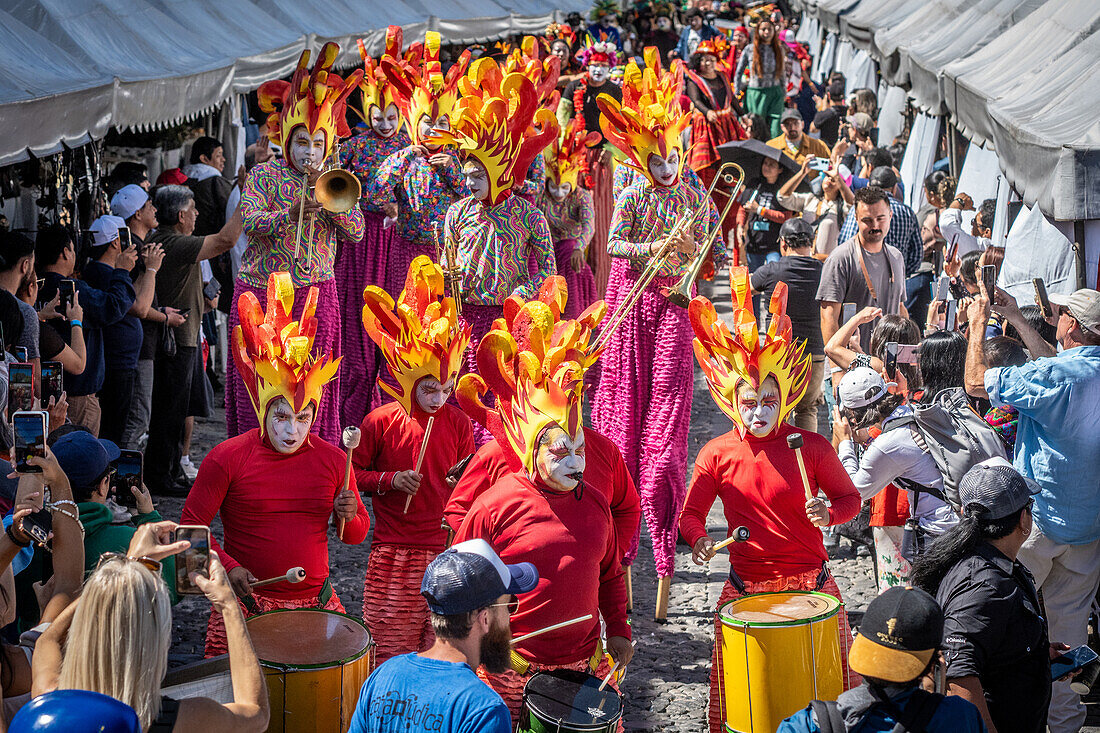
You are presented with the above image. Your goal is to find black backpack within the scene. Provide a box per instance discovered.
[810,689,943,733]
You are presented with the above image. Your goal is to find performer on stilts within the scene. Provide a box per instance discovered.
[184,272,370,657]
[335,31,411,428]
[228,43,364,445]
[453,285,633,728]
[352,255,473,664]
[678,267,861,733]
[590,47,721,621]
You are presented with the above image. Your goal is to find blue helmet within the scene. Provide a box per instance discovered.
[9,690,142,733]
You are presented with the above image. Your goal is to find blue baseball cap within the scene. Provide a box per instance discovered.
[52,431,120,493]
[110,184,150,221]
[421,539,538,615]
[9,690,141,732]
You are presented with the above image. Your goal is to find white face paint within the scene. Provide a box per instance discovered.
[288,127,326,172]
[551,41,570,63]
[656,16,672,31]
[587,63,610,84]
[534,426,586,492]
[647,149,680,187]
[264,398,315,454]
[546,180,573,202]
[370,103,401,138]
[464,161,490,201]
[414,376,454,414]
[417,115,450,150]
[736,377,782,438]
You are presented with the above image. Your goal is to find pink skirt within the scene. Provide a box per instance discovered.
[555,237,598,319]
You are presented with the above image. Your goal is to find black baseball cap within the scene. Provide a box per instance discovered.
[421,539,539,615]
[779,217,814,246]
[869,166,898,190]
[848,585,943,683]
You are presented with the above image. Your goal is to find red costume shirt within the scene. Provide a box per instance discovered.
[678,424,860,582]
[181,429,370,600]
[455,473,630,665]
[444,429,641,563]
[352,402,474,549]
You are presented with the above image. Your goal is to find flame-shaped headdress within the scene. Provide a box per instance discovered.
[545,116,601,189]
[232,273,340,436]
[689,266,811,438]
[429,57,560,207]
[457,278,606,473]
[257,43,363,167]
[362,256,470,416]
[502,36,562,111]
[354,29,403,126]
[380,27,471,146]
[596,47,690,187]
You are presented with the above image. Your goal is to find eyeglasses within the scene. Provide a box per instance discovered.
[487,596,519,615]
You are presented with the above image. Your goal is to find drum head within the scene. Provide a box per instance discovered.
[247,609,371,668]
[719,591,840,627]
[523,669,622,730]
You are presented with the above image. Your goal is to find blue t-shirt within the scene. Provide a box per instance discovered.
[348,654,511,733]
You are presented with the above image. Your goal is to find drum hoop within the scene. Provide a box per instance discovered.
[717,590,842,628]
[522,672,624,731]
[248,608,375,670]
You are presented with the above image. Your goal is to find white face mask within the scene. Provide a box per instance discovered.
[534,426,586,492]
[414,377,454,414]
[588,64,610,84]
[417,115,450,149]
[736,378,781,438]
[288,128,326,172]
[547,180,573,201]
[647,149,680,187]
[370,103,401,138]
[265,399,314,454]
[464,162,490,201]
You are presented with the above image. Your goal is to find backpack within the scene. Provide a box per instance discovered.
[884,387,1007,511]
[811,689,943,733]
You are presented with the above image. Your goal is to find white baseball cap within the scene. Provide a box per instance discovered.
[838,367,893,409]
[1048,288,1100,335]
[87,215,126,247]
[110,184,149,221]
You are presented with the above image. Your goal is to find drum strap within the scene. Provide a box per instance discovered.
[814,562,830,591]
[242,578,334,615]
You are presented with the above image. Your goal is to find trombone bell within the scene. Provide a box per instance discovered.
[314,169,361,214]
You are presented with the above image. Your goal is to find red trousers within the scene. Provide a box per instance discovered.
[362,543,438,665]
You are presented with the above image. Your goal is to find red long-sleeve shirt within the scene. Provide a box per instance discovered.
[455,473,630,665]
[678,424,860,582]
[181,429,370,600]
[352,402,474,549]
[444,429,641,563]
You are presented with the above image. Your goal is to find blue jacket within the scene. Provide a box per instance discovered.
[675,24,718,61]
[777,685,987,733]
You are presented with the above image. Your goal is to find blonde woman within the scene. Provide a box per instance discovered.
[32,522,269,732]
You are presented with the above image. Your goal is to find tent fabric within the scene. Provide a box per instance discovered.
[0,0,587,167]
[999,204,1077,303]
[838,0,922,54]
[815,0,860,33]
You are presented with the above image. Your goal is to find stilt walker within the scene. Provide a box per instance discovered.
[228,43,364,445]
[590,48,721,621]
[353,255,473,664]
[336,30,411,428]
[678,268,861,733]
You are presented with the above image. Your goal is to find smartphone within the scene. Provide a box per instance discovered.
[117,227,132,251]
[12,410,47,473]
[945,299,958,331]
[174,525,212,595]
[8,363,34,413]
[110,450,143,509]
[13,347,28,363]
[22,506,51,546]
[58,279,75,314]
[40,361,63,407]
[981,264,997,296]
[1051,645,1100,684]
[841,302,857,325]
[934,275,951,302]
[895,343,920,365]
[807,157,831,172]
[1033,277,1053,319]
[884,342,898,380]
[946,233,959,263]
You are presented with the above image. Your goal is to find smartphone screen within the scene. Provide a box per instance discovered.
[59,279,75,313]
[1051,645,1100,682]
[896,343,920,365]
[110,450,143,508]
[117,227,132,251]
[981,264,997,296]
[945,300,958,331]
[8,364,34,413]
[13,411,47,473]
[934,275,951,302]
[841,302,857,325]
[13,347,28,363]
[1033,278,1053,319]
[40,362,63,406]
[174,525,212,595]
[884,342,898,380]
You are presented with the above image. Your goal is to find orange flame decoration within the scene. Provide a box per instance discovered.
[429,57,560,207]
[361,256,470,417]
[545,116,601,189]
[501,36,562,111]
[379,27,471,146]
[232,273,341,435]
[543,22,576,50]
[596,47,690,186]
[354,29,404,126]
[456,277,607,473]
[689,266,811,438]
[257,43,363,163]
[693,37,733,74]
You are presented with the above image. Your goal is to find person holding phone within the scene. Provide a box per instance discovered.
[0,232,41,374]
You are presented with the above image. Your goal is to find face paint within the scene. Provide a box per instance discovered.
[288,127,326,173]
[547,180,573,202]
[418,115,450,150]
[551,41,570,62]
[534,426,586,492]
[414,376,454,414]
[736,377,782,438]
[370,103,401,138]
[265,397,315,453]
[588,63,610,84]
[647,149,680,187]
[657,16,671,30]
[464,161,490,201]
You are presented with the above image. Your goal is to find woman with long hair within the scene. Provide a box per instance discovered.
[917,329,967,402]
[733,18,789,137]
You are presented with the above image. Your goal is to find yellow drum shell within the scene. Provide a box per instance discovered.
[247,608,376,733]
[718,591,843,733]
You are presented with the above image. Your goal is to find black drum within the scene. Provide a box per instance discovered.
[518,668,623,733]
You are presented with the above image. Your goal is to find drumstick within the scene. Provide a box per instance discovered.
[711,526,751,553]
[251,567,307,588]
[786,433,814,501]
[339,427,361,540]
[404,416,435,514]
[598,660,620,692]
[510,614,594,645]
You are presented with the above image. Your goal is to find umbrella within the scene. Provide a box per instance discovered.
[716,138,808,191]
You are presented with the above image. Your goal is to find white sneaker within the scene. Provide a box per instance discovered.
[179,455,199,480]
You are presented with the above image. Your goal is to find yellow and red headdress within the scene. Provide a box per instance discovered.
[502,36,562,112]
[689,266,811,438]
[545,116,601,189]
[362,256,470,416]
[429,57,560,207]
[457,278,606,473]
[596,47,690,187]
[232,273,340,436]
[543,23,577,53]
[354,30,403,126]
[257,43,363,165]
[380,27,471,146]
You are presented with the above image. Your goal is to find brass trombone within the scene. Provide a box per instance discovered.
[293,154,362,270]
[590,161,745,355]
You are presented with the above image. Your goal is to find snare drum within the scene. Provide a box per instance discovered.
[247,608,375,733]
[718,591,843,733]
[519,669,623,733]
